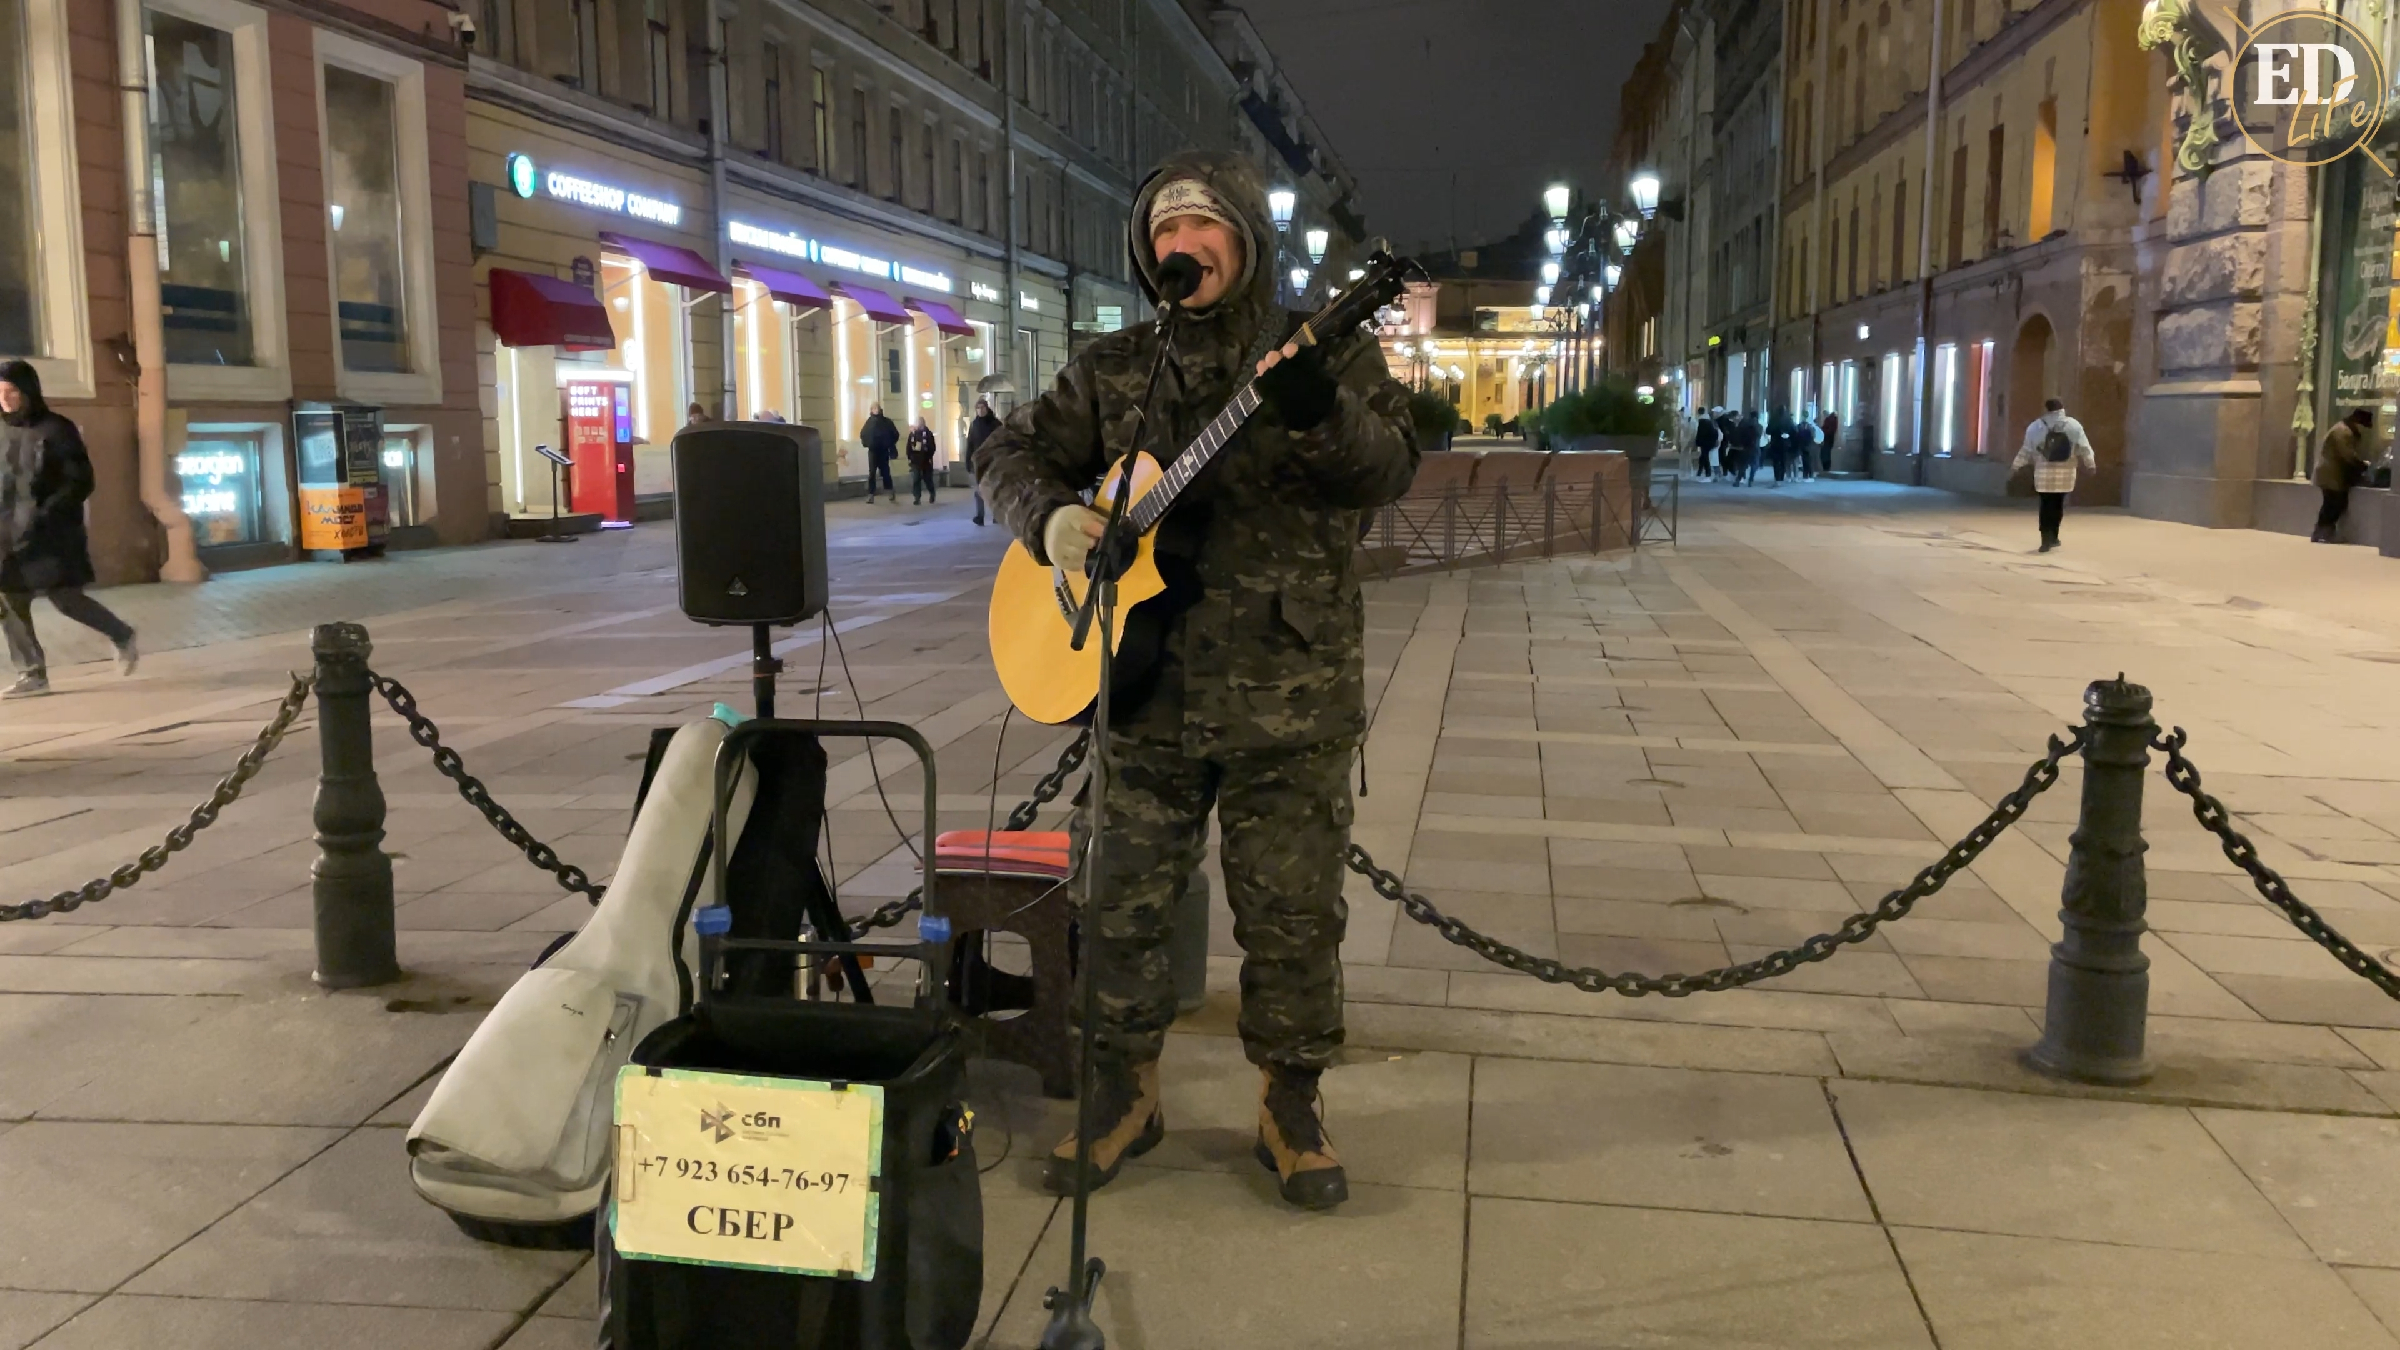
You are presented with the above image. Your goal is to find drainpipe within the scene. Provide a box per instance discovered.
[115,0,203,584]
[1911,0,1947,485]
[1001,0,1020,398]
[1808,0,1829,413]
[706,0,735,420]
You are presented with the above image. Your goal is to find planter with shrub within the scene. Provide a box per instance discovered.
[1407,389,1460,453]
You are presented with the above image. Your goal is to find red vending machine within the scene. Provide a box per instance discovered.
[563,379,636,525]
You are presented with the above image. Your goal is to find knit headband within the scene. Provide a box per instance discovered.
[1148,178,1238,236]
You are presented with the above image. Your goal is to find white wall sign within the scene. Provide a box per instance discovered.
[726,220,952,292]
[514,154,683,226]
[970,282,1003,304]
[1019,293,1040,312]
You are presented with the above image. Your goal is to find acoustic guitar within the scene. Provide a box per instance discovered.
[987,248,1424,724]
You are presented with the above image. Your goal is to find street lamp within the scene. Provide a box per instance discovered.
[1590,284,1604,303]
[1543,182,1571,222]
[1603,262,1623,291]
[1630,171,1661,220]
[1268,188,1296,231]
[1304,228,1329,263]
[1289,265,1310,293]
[1540,260,1561,285]
[1348,267,1365,281]
[1544,226,1567,254]
[1534,284,1551,305]
[1612,217,1640,252]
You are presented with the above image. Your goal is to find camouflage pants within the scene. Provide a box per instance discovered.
[1073,736,1355,1070]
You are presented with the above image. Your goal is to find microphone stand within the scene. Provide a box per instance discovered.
[1041,301,1183,1350]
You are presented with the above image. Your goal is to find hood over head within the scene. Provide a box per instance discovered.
[1127,151,1276,334]
[0,359,45,425]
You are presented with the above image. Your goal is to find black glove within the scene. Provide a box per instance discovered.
[1255,343,1340,432]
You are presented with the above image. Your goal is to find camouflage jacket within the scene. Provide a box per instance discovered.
[975,153,1418,756]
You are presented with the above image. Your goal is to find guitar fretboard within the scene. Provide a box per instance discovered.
[1127,384,1264,532]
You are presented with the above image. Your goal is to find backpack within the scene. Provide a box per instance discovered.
[2041,426,2074,463]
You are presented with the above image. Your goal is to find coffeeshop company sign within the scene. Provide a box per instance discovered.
[2233,10,2390,171]
[505,153,683,226]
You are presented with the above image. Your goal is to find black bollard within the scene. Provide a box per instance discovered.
[311,622,400,988]
[2025,676,2155,1085]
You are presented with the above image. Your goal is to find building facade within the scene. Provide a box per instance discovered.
[21,0,485,582]
[462,0,1364,531]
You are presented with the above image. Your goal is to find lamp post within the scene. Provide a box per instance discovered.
[1543,182,1571,223]
[1304,228,1328,264]
[1268,188,1296,231]
[1613,217,1640,254]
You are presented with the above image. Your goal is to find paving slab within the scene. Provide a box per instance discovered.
[983,1171,1463,1350]
[1894,1227,2398,1350]
[2194,1109,2400,1267]
[0,1122,337,1292]
[27,1296,518,1350]
[1462,1196,1932,1349]
[1468,1059,1870,1221]
[0,1293,88,1350]
[126,1127,581,1309]
[1827,1080,2310,1256]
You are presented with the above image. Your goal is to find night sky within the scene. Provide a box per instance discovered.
[1234,0,1677,254]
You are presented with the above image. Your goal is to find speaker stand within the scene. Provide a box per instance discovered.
[536,461,577,544]
[751,623,783,719]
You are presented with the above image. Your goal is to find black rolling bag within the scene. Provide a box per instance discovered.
[598,719,982,1350]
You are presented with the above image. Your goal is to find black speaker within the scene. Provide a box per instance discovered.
[671,423,829,626]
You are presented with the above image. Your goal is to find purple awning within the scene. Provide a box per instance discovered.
[598,231,730,293]
[736,262,833,311]
[907,297,975,337]
[837,283,912,326]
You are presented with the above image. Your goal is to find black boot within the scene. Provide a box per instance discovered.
[1255,1065,1347,1210]
[1040,1058,1163,1196]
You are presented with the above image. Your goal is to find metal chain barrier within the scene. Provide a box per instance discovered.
[1350,727,2089,995]
[0,672,317,922]
[845,728,1092,938]
[2153,727,2400,1001]
[367,671,606,903]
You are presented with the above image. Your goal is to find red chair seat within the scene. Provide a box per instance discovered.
[932,829,1073,880]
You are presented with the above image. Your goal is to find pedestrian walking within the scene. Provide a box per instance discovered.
[965,396,1002,526]
[1818,409,1840,477]
[906,415,939,505]
[0,360,136,698]
[859,402,899,501]
[2010,397,2098,553]
[2312,408,2377,543]
[1692,408,1722,480]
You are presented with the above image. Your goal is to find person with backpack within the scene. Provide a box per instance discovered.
[2011,397,2097,552]
[2312,408,2377,543]
[1692,408,1722,480]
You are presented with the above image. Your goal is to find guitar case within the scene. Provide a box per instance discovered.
[406,713,758,1247]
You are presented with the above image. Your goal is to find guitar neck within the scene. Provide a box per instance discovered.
[1127,383,1263,532]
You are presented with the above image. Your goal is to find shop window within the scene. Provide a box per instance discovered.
[177,429,265,546]
[0,0,32,355]
[148,7,256,367]
[322,64,409,374]
[1880,352,1901,449]
[885,345,903,396]
[762,43,784,162]
[1969,340,1994,455]
[1789,366,1807,417]
[1839,359,1857,423]
[811,68,831,175]
[1933,342,1958,454]
[380,425,430,527]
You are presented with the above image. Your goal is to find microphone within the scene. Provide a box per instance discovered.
[1155,252,1203,307]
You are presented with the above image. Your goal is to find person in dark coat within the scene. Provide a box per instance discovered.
[858,403,900,502]
[0,361,135,698]
[1692,408,1722,480]
[905,415,939,505]
[2313,409,2377,543]
[1766,408,1795,485]
[1818,409,1840,477]
[964,396,1001,525]
[1730,411,1763,485]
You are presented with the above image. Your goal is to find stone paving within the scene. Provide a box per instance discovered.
[8,483,2400,1346]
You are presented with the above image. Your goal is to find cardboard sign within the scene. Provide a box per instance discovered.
[612,1068,883,1279]
[299,486,368,550]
